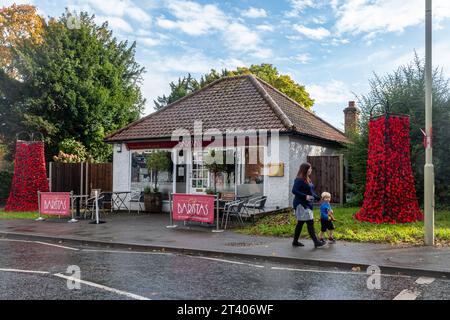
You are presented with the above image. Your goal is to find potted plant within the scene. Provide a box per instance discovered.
[144,151,170,213]
[203,149,227,194]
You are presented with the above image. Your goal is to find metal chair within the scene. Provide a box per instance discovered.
[129,191,144,214]
[84,192,105,220]
[243,196,267,213]
[221,200,245,230]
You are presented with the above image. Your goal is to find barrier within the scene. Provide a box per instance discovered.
[167,193,223,233]
[36,191,75,222]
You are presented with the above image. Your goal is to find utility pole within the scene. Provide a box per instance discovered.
[424,0,434,246]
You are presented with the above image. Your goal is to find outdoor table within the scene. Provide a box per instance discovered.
[112,191,131,211]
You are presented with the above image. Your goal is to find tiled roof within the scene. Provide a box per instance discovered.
[105,74,349,144]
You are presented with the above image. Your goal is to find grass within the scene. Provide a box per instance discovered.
[237,207,450,246]
[0,209,40,219]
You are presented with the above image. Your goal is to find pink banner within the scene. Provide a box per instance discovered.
[40,192,71,216]
[172,194,215,223]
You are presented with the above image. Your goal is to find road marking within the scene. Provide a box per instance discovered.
[53,273,151,300]
[82,249,173,255]
[0,268,49,275]
[34,241,79,251]
[0,238,79,251]
[415,277,435,285]
[271,266,412,278]
[189,256,265,268]
[393,289,419,300]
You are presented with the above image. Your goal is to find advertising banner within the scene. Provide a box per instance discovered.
[172,194,215,224]
[39,192,71,216]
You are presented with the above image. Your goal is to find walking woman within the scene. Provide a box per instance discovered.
[292,163,325,248]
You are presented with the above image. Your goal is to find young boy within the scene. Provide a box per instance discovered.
[319,192,336,243]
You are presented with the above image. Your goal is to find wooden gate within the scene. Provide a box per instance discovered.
[49,162,112,195]
[307,155,344,205]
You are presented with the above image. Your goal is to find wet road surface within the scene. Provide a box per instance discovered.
[0,239,448,300]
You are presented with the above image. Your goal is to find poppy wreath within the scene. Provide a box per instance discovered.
[5,141,49,212]
[355,115,423,224]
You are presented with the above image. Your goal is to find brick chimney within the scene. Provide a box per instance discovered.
[344,101,360,135]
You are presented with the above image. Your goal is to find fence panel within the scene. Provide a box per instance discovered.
[49,162,112,195]
[307,155,344,205]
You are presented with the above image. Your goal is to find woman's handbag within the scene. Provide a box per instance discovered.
[295,205,314,221]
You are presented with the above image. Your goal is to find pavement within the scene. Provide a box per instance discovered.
[0,213,449,278]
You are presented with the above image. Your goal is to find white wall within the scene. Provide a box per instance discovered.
[264,135,291,209]
[112,143,132,210]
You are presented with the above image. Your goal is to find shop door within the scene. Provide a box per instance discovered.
[189,151,210,194]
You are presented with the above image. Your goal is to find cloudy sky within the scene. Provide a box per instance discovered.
[5,0,450,129]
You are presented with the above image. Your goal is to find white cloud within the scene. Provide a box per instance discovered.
[138,37,161,47]
[256,24,274,32]
[285,0,321,17]
[95,16,133,33]
[86,0,151,23]
[294,25,331,40]
[241,7,267,18]
[224,23,261,51]
[307,80,351,104]
[157,0,228,36]
[334,0,450,35]
[294,53,311,64]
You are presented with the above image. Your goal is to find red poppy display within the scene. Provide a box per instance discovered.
[355,115,423,224]
[5,141,49,212]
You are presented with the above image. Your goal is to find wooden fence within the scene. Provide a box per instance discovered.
[49,162,112,195]
[307,155,344,205]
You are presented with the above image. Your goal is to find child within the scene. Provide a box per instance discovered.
[319,192,336,243]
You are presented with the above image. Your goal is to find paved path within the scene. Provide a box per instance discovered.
[0,214,449,276]
[0,239,448,300]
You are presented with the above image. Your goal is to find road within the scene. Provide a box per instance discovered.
[0,239,448,300]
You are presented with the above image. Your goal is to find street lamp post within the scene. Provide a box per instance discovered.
[424,0,434,246]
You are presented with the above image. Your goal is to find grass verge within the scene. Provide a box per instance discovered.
[237,207,450,246]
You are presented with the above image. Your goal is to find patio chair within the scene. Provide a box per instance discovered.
[84,192,105,220]
[100,192,113,213]
[243,196,267,222]
[221,200,245,230]
[129,191,144,214]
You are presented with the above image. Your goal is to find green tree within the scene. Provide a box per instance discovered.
[146,151,170,192]
[346,54,450,207]
[154,64,314,110]
[0,10,145,162]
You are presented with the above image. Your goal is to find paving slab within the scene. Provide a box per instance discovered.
[0,213,449,277]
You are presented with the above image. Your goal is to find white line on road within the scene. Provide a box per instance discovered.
[189,256,265,268]
[415,277,435,285]
[53,273,151,300]
[393,289,419,300]
[81,249,173,255]
[0,268,49,275]
[0,238,79,251]
[270,266,412,278]
[34,241,79,251]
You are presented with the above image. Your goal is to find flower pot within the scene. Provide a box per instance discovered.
[144,192,162,213]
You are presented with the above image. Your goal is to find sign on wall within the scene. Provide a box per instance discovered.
[172,194,215,224]
[39,192,71,216]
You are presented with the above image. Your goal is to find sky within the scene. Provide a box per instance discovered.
[4,0,450,130]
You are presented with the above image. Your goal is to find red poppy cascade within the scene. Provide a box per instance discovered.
[5,141,49,212]
[355,115,423,224]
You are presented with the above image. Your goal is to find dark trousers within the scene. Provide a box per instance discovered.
[293,220,319,244]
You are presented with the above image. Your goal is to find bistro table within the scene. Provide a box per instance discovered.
[112,191,132,212]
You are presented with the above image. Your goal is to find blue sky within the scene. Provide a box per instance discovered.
[6,0,450,129]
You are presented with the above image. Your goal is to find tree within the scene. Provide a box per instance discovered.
[0,4,44,78]
[203,149,227,193]
[0,10,146,162]
[146,151,170,192]
[346,54,450,208]
[154,64,314,110]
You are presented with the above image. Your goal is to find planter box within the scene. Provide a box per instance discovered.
[144,193,163,213]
